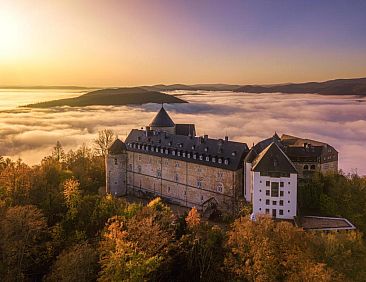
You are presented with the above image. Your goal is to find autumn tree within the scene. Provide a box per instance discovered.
[0,205,51,281]
[47,243,99,282]
[225,216,337,281]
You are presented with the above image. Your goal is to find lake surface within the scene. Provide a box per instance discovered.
[0,88,365,175]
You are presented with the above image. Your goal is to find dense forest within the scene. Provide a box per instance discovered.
[0,130,365,281]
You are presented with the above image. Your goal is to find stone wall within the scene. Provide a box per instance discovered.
[126,151,242,212]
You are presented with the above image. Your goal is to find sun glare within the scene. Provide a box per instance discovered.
[0,10,25,59]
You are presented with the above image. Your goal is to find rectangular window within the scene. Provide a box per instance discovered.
[265,209,270,214]
[266,199,270,205]
[271,182,279,197]
[280,182,284,187]
[266,181,270,187]
[197,180,202,188]
[279,210,284,215]
[114,158,118,165]
[280,200,284,206]
[280,191,284,197]
[266,190,270,196]
[272,201,277,205]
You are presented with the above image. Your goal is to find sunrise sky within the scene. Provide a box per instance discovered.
[1,0,366,87]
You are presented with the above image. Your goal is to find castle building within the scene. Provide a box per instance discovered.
[106,106,338,219]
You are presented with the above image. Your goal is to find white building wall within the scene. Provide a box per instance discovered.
[252,172,297,219]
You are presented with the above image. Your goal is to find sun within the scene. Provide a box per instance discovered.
[0,10,25,59]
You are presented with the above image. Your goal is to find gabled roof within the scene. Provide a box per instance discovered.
[245,133,282,163]
[108,138,126,154]
[252,142,297,174]
[149,106,175,127]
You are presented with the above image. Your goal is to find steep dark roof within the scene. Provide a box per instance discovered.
[125,129,249,171]
[108,139,126,154]
[252,142,297,174]
[149,106,175,127]
[175,124,196,136]
[245,133,282,163]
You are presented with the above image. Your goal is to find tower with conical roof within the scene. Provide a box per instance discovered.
[149,105,176,134]
[105,138,127,196]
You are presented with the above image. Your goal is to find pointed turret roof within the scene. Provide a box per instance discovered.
[108,138,126,154]
[149,106,175,127]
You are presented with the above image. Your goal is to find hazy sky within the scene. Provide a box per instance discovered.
[1,0,365,87]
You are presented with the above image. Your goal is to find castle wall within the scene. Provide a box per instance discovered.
[126,151,242,212]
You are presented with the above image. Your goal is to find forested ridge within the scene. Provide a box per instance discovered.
[0,131,365,281]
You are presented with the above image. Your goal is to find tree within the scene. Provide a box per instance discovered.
[225,216,337,281]
[185,207,201,229]
[52,141,65,162]
[94,129,116,157]
[47,243,99,282]
[0,205,51,281]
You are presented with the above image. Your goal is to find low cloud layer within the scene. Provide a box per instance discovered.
[0,90,365,175]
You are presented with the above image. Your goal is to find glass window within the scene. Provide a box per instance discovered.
[280,182,284,187]
[265,209,270,214]
[280,191,284,197]
[114,158,118,165]
[266,199,270,205]
[279,200,283,206]
[271,182,279,197]
[279,210,283,215]
[266,190,270,196]
[266,181,270,186]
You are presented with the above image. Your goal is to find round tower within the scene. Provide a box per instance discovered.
[106,138,127,196]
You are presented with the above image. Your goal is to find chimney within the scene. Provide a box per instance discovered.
[225,136,229,142]
[204,134,208,141]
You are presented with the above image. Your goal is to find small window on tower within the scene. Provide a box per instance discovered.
[114,158,118,165]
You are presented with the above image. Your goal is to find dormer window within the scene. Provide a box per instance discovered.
[177,151,181,156]
[187,153,191,158]
[155,147,159,152]
[182,152,186,157]
[179,143,183,148]
[206,156,210,161]
[199,155,203,160]
[224,159,229,165]
[172,150,176,156]
[160,148,164,153]
[204,147,208,152]
[165,149,168,154]
[218,158,222,164]
[192,145,195,150]
[193,154,197,159]
[212,157,216,163]
[232,151,236,156]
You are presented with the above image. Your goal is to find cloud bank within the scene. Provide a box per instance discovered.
[0,90,365,175]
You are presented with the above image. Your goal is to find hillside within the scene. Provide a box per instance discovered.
[234,77,366,95]
[26,87,187,108]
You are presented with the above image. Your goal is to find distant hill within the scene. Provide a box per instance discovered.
[234,78,366,95]
[25,87,187,108]
[143,84,242,92]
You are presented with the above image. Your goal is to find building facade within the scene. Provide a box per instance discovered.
[106,106,338,219]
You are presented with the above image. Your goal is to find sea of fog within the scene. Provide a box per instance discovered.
[0,88,365,175]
